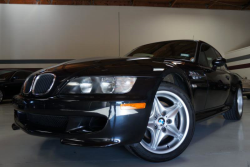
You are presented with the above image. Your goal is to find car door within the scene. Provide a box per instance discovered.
[198,44,230,109]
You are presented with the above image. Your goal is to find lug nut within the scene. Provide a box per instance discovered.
[162,127,166,132]
[167,119,172,124]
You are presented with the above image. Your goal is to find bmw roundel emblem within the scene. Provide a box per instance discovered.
[158,118,165,126]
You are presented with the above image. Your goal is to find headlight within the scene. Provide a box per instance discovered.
[61,76,136,94]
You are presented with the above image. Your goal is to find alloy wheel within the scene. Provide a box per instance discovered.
[237,88,243,115]
[140,91,190,154]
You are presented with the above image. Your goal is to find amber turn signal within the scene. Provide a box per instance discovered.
[120,103,146,110]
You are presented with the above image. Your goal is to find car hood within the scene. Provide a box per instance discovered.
[36,57,172,80]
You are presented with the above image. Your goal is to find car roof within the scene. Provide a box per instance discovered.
[141,40,199,45]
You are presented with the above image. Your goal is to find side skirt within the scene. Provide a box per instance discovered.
[195,105,230,122]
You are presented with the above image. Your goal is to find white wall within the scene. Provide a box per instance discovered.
[0,5,120,68]
[0,4,250,68]
[226,46,250,78]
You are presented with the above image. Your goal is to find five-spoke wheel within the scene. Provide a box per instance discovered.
[126,83,195,162]
[140,91,189,154]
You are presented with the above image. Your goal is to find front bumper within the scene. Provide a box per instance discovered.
[13,95,152,147]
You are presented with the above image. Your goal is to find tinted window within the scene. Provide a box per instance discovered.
[13,71,31,80]
[214,49,222,58]
[126,41,197,61]
[199,44,217,68]
[0,71,15,80]
[198,52,208,67]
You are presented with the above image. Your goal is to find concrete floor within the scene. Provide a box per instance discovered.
[0,99,250,167]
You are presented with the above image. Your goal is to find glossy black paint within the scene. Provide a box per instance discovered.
[0,70,32,101]
[212,57,226,69]
[13,40,241,147]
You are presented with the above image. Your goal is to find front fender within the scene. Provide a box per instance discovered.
[160,67,194,107]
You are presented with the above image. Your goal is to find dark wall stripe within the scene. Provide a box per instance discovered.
[228,63,250,70]
[227,54,250,63]
[0,59,73,64]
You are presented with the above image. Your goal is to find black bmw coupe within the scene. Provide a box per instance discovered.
[13,40,243,162]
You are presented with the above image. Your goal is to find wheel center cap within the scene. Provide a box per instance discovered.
[158,118,165,126]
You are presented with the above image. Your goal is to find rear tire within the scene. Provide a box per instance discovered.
[125,83,195,162]
[0,90,3,104]
[247,95,250,100]
[223,87,243,120]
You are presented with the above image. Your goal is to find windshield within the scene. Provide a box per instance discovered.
[126,41,197,61]
[0,70,15,81]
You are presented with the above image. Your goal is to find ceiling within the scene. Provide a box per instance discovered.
[0,0,250,10]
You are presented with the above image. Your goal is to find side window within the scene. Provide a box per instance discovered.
[13,71,31,80]
[199,44,217,68]
[198,51,208,67]
[213,49,222,59]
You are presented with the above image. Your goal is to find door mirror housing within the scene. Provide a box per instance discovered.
[212,58,226,70]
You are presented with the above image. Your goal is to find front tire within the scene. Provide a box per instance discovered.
[126,83,195,162]
[223,87,243,120]
[247,95,250,100]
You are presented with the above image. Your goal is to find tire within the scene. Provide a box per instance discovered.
[0,90,3,104]
[247,95,250,100]
[223,86,243,120]
[125,83,195,162]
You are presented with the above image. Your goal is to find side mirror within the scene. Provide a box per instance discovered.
[245,77,248,79]
[212,57,226,70]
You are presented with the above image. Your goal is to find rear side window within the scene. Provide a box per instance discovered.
[13,71,31,80]
[199,44,217,68]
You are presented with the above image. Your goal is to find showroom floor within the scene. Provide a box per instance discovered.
[0,99,250,167]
